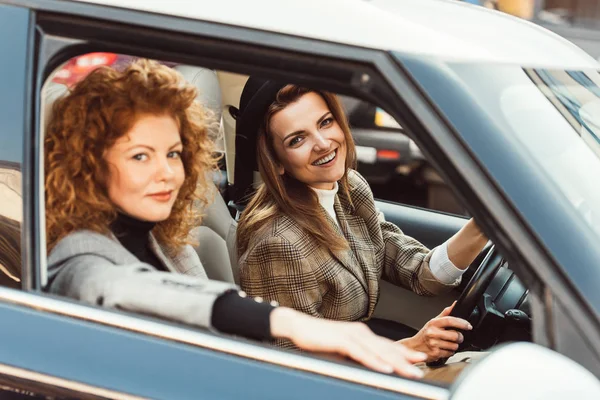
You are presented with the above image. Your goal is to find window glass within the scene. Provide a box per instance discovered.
[0,164,21,288]
[50,53,464,217]
[444,64,600,243]
[341,96,465,215]
[0,4,29,289]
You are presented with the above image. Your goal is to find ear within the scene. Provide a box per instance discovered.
[277,164,285,176]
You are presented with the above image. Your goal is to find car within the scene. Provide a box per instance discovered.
[1,0,600,398]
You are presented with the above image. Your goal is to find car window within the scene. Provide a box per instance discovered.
[47,53,466,220]
[0,164,21,289]
[38,51,468,387]
[0,5,28,290]
[438,64,600,243]
[342,97,466,216]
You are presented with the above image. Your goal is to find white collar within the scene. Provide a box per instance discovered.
[311,182,339,224]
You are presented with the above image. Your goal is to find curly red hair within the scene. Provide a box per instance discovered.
[45,59,218,252]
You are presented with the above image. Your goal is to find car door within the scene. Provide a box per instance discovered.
[0,1,451,398]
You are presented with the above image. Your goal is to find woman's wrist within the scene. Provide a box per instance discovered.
[398,336,417,351]
[447,219,488,269]
[399,336,430,358]
[269,306,301,340]
[462,220,487,247]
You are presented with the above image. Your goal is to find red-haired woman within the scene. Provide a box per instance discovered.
[44,60,425,378]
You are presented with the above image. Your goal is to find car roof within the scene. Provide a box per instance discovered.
[68,0,599,69]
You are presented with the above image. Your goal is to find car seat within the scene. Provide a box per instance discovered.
[173,65,239,283]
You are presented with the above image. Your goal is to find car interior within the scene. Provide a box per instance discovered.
[36,53,535,382]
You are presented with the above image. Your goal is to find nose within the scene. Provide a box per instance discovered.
[156,156,175,181]
[312,131,330,152]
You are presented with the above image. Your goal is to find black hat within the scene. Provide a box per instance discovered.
[232,77,285,204]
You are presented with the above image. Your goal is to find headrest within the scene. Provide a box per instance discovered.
[42,81,68,131]
[174,65,222,120]
[232,77,285,204]
[174,65,226,154]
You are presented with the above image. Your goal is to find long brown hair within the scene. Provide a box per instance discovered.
[237,85,357,256]
[45,59,219,252]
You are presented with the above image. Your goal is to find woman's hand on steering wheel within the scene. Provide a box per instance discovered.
[398,302,473,362]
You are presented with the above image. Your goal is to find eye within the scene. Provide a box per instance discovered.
[132,153,148,161]
[320,117,334,128]
[168,150,182,159]
[289,136,304,147]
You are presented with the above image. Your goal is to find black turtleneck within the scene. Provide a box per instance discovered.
[110,213,275,341]
[111,213,168,272]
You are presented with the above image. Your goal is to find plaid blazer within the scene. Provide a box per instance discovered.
[239,170,458,327]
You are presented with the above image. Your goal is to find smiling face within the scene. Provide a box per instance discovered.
[268,92,347,190]
[103,114,185,222]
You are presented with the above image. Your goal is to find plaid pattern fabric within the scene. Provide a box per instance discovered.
[239,170,457,347]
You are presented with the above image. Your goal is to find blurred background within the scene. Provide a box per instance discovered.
[465,0,600,60]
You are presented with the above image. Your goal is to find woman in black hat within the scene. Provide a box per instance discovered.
[236,79,488,363]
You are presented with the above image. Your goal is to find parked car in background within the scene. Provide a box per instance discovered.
[344,98,420,185]
[345,99,465,214]
[1,0,600,398]
[51,52,120,86]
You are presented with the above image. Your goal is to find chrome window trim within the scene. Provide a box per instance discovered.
[0,361,145,399]
[0,287,448,400]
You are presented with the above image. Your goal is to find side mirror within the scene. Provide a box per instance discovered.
[450,342,600,400]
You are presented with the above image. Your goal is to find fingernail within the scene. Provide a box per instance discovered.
[409,367,425,379]
[458,333,464,343]
[417,352,427,361]
[467,323,473,330]
[379,364,394,374]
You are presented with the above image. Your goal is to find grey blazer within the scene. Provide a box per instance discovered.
[47,230,238,329]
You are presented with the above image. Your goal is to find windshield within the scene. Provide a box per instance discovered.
[436,64,600,241]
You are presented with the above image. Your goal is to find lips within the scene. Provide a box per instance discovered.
[312,149,337,166]
[148,191,173,202]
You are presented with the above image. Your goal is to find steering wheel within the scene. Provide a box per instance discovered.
[426,244,504,367]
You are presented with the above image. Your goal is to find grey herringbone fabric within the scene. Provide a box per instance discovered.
[239,170,457,347]
[47,230,237,329]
